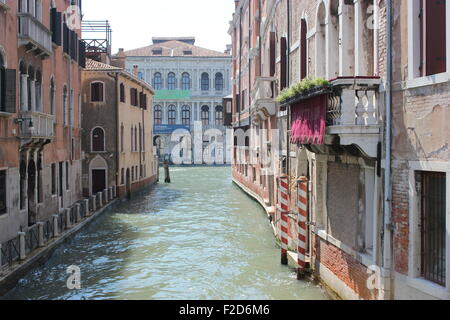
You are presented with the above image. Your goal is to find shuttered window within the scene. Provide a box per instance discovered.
[51,8,62,46]
[0,58,5,112]
[0,170,6,215]
[300,19,308,80]
[421,0,447,76]
[120,83,125,103]
[269,32,276,77]
[79,40,86,68]
[130,88,138,106]
[91,82,104,102]
[280,37,287,90]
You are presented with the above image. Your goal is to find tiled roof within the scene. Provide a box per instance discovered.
[120,40,230,58]
[85,59,122,71]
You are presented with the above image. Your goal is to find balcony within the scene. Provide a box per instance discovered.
[251,76,277,123]
[17,112,55,142]
[18,13,52,58]
[326,77,382,157]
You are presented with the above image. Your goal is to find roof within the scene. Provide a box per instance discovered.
[152,37,196,45]
[119,40,230,58]
[85,59,122,71]
[84,59,155,94]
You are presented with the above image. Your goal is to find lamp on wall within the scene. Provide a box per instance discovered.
[15,117,35,132]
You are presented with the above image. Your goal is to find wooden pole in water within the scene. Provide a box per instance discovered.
[164,160,171,183]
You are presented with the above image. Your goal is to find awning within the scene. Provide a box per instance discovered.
[290,94,327,145]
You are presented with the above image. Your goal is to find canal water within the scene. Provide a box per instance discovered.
[2,167,329,300]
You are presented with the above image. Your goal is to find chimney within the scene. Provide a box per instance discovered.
[111,48,126,68]
[133,65,139,77]
[235,0,239,9]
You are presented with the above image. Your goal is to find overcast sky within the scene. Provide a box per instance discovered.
[82,0,235,54]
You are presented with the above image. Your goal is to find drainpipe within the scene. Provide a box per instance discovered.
[382,0,393,300]
[107,72,119,189]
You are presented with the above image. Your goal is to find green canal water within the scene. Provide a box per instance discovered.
[2,167,329,300]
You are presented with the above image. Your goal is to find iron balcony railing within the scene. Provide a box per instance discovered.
[18,13,52,57]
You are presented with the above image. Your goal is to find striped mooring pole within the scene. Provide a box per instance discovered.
[297,177,309,279]
[279,175,289,266]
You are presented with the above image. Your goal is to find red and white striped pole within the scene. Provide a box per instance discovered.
[279,175,289,265]
[297,177,309,279]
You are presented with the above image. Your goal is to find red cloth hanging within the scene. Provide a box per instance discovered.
[290,95,327,145]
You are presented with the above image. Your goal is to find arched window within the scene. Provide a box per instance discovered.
[153,72,162,90]
[35,70,42,112]
[201,105,210,126]
[120,83,125,103]
[167,72,176,90]
[182,105,191,125]
[0,54,5,112]
[154,105,162,124]
[27,66,34,110]
[168,105,176,125]
[19,61,27,111]
[215,105,223,125]
[50,77,55,115]
[92,127,105,152]
[182,72,191,90]
[215,73,224,91]
[91,81,104,102]
[201,73,209,91]
[316,2,326,78]
[300,18,308,80]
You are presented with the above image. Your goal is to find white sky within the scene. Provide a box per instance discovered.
[82,0,235,54]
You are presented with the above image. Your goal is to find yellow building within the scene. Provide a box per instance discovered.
[81,59,157,198]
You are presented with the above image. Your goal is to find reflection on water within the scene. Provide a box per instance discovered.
[2,167,329,300]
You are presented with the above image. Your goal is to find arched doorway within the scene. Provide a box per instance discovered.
[89,156,108,196]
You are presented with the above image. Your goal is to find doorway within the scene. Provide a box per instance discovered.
[91,169,106,195]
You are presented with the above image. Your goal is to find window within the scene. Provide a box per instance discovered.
[0,54,5,112]
[182,72,191,90]
[168,105,176,125]
[201,73,209,91]
[50,78,55,115]
[280,37,287,90]
[153,72,162,90]
[120,123,124,152]
[316,2,326,78]
[154,105,162,124]
[201,105,210,126]
[0,170,6,215]
[182,105,191,125]
[215,105,223,125]
[215,73,224,91]
[420,0,447,76]
[63,85,68,125]
[91,82,104,102]
[131,127,134,152]
[167,72,176,90]
[120,83,125,103]
[35,70,42,111]
[417,171,446,286]
[269,31,276,76]
[92,127,105,152]
[121,168,125,185]
[51,163,56,195]
[130,88,138,106]
[300,19,308,80]
[66,162,70,190]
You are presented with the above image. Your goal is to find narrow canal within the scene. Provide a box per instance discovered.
[3,167,329,300]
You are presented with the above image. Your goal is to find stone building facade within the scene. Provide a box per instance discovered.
[113,38,232,165]
[0,0,84,243]
[81,59,158,199]
[230,0,449,301]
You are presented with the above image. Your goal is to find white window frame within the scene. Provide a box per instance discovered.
[407,161,450,299]
[407,0,450,88]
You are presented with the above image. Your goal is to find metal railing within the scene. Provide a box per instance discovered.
[0,187,117,269]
